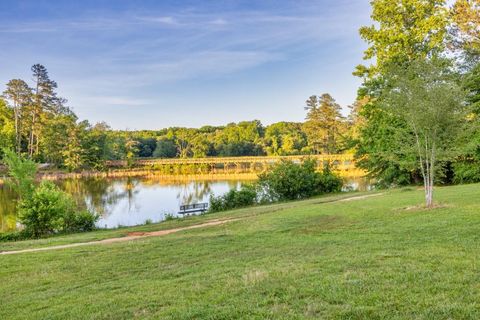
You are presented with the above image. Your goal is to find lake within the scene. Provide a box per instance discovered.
[0,175,371,232]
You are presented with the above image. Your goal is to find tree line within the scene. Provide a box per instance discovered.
[0,68,350,171]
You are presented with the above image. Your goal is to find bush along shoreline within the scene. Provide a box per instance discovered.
[209,159,342,213]
[1,149,98,241]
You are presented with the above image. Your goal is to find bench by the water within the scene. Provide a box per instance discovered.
[178,203,208,215]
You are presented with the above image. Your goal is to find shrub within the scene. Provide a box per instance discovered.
[0,230,30,242]
[19,181,98,237]
[64,210,99,233]
[317,164,343,194]
[209,184,258,212]
[19,181,74,237]
[259,159,342,201]
[2,148,37,199]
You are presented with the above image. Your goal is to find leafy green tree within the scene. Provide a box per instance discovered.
[453,61,480,182]
[82,122,110,169]
[264,122,307,155]
[355,0,448,77]
[191,134,212,158]
[0,99,15,157]
[451,0,480,63]
[124,134,140,167]
[62,123,85,172]
[353,95,414,186]
[353,0,450,186]
[137,137,156,157]
[40,114,77,165]
[214,121,265,156]
[380,59,465,206]
[172,128,195,158]
[153,137,177,158]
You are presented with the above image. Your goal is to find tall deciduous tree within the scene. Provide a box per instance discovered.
[353,0,450,186]
[0,99,15,157]
[451,0,480,63]
[381,59,465,206]
[355,0,448,78]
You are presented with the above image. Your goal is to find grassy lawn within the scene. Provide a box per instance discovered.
[1,184,480,319]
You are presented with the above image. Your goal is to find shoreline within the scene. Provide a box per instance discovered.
[0,170,260,185]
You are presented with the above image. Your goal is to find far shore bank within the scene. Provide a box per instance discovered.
[0,170,260,185]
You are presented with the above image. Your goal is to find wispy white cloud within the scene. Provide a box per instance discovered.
[0,0,370,128]
[209,18,228,25]
[136,16,179,25]
[80,96,153,106]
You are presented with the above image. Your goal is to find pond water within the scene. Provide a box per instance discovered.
[0,175,371,232]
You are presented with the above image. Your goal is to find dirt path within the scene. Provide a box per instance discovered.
[1,192,385,256]
[0,219,239,256]
[337,193,384,202]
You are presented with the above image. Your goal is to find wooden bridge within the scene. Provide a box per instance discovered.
[107,154,365,177]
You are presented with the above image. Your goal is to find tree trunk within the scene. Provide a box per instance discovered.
[13,102,20,154]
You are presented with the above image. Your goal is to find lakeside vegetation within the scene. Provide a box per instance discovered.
[0,0,479,233]
[1,0,480,318]
[2,184,480,319]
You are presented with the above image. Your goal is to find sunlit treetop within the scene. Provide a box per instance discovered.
[355,0,449,78]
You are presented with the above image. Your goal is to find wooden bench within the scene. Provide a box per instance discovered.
[178,203,208,215]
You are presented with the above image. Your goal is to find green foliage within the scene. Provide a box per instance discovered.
[18,181,98,238]
[0,230,30,242]
[259,159,342,201]
[2,148,37,199]
[209,184,258,213]
[63,209,99,233]
[452,0,480,63]
[4,185,480,318]
[18,181,75,237]
[209,161,342,213]
[264,122,307,156]
[354,98,414,187]
[303,94,346,154]
[352,0,458,190]
[355,0,448,77]
[0,99,15,156]
[153,138,177,158]
[380,59,466,205]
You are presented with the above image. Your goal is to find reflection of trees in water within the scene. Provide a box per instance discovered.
[1,177,253,231]
[176,181,214,205]
[0,185,19,232]
[59,177,140,217]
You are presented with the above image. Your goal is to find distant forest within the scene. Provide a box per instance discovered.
[0,66,351,171]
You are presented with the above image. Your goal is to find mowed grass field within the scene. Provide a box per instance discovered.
[1,184,480,319]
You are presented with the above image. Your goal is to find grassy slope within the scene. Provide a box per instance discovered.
[1,185,480,319]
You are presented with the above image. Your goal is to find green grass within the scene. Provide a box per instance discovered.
[1,185,480,319]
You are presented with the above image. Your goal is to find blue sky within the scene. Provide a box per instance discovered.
[0,0,371,130]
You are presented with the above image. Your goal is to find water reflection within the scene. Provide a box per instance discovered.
[0,177,247,231]
[0,185,16,232]
[0,175,371,232]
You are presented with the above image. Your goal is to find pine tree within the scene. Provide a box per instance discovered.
[3,79,32,154]
[304,94,344,154]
